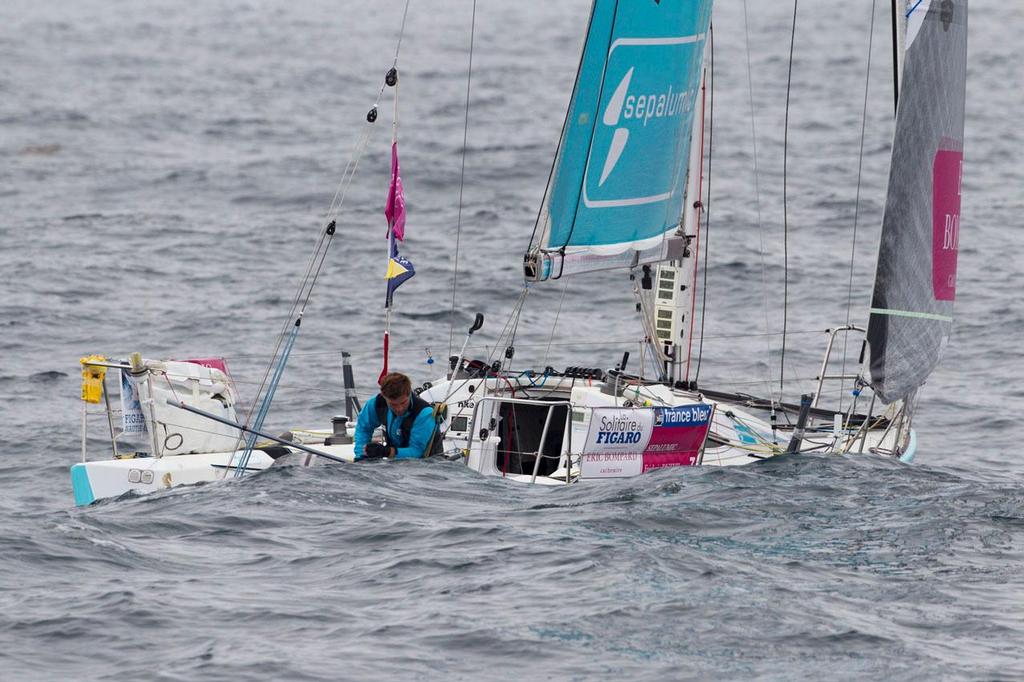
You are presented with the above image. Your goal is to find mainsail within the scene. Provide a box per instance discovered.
[867,0,968,404]
[525,0,713,281]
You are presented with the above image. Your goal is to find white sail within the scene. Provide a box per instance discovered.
[867,0,968,403]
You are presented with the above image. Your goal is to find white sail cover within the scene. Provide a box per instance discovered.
[868,0,968,404]
[525,0,713,281]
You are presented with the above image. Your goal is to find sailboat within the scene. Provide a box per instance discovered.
[71,0,967,503]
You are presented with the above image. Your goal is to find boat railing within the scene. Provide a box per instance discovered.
[464,396,574,484]
[80,358,136,462]
[812,325,868,411]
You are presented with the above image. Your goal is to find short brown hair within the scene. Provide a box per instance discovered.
[379,372,412,399]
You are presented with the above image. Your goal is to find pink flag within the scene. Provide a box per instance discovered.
[385,142,406,241]
[180,357,230,376]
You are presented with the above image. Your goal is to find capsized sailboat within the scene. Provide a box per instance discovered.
[72,0,967,504]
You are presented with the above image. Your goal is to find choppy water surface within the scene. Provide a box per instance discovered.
[1,1,1022,679]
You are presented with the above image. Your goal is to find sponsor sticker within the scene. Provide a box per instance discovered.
[932,149,962,301]
[120,369,147,434]
[581,404,713,478]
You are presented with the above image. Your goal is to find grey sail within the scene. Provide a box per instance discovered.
[867,0,967,404]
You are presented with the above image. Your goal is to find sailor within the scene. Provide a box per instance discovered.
[353,372,439,460]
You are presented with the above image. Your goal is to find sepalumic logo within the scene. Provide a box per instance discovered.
[597,66,693,187]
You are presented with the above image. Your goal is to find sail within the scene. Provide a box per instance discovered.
[525,0,713,281]
[867,0,968,404]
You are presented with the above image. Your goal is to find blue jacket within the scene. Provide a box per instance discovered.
[353,395,436,460]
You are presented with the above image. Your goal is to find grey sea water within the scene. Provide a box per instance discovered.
[1,1,1022,679]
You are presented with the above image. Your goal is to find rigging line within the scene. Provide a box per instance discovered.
[741,0,777,406]
[449,0,478,361]
[382,75,401,349]
[632,273,670,371]
[559,0,621,254]
[542,278,570,370]
[685,62,709,383]
[239,244,321,446]
[328,123,374,219]
[299,231,337,318]
[245,118,374,433]
[391,0,413,68]
[504,284,531,372]
[890,0,901,113]
[780,0,799,396]
[243,199,346,435]
[492,287,530,362]
[392,64,400,145]
[457,287,527,388]
[441,290,531,402]
[840,0,878,413]
[220,328,833,362]
[527,2,597,255]
[369,0,414,107]
[325,126,373,222]
[235,318,302,476]
[275,226,331,346]
[241,2,413,437]
[329,2,412,220]
[695,22,714,384]
[648,342,664,384]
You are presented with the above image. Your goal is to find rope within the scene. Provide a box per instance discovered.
[840,0,878,412]
[503,281,532,373]
[557,0,622,255]
[492,288,531,364]
[391,0,412,68]
[380,42,402,377]
[526,1,596,258]
[542,279,570,369]
[441,287,531,401]
[235,318,302,476]
[449,0,478,360]
[780,0,799,395]
[890,0,901,114]
[684,65,708,383]
[741,0,777,407]
[695,23,714,384]
[235,1,414,465]
[368,0,412,108]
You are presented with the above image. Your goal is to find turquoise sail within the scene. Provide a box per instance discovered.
[526,0,713,281]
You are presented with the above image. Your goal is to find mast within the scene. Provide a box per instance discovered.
[890,0,906,114]
[653,65,709,386]
[380,67,404,384]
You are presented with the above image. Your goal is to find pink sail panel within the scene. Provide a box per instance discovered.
[385,142,406,241]
[932,149,962,301]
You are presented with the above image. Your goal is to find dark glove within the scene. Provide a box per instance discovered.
[363,442,389,460]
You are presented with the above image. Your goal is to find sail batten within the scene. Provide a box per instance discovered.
[526,0,713,281]
[867,0,968,404]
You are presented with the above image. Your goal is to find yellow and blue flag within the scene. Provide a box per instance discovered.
[385,242,415,307]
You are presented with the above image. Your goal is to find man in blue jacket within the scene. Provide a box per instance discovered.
[354,372,440,460]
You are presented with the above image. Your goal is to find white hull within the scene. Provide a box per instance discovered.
[72,372,912,505]
[72,439,358,506]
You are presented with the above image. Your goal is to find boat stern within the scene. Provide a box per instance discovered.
[70,463,96,506]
